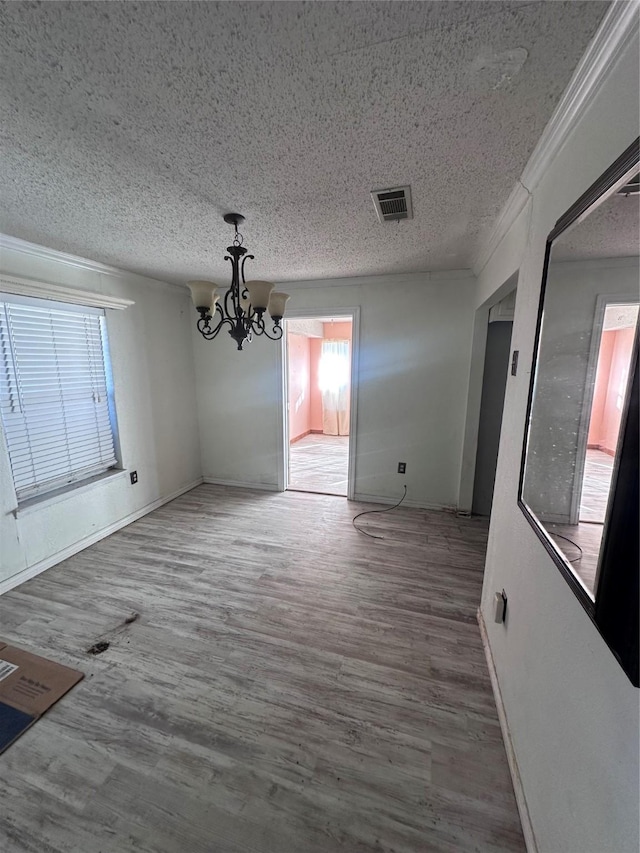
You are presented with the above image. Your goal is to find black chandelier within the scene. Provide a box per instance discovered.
[187,213,290,351]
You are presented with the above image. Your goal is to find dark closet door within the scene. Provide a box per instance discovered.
[472,321,513,516]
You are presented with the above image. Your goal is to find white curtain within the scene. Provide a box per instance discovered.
[318,339,350,436]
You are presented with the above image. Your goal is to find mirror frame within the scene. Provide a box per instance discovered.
[518,137,639,686]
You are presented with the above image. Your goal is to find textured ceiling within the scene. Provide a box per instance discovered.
[0,1,609,285]
[288,317,350,337]
[552,185,640,262]
[603,304,639,331]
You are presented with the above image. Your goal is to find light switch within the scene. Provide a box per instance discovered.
[494,590,507,624]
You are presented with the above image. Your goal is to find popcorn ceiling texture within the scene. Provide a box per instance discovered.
[0,1,608,285]
[552,189,640,262]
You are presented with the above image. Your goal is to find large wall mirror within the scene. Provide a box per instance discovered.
[520,138,639,686]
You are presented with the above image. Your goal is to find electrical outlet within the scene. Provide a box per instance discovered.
[397,462,406,474]
[130,471,138,484]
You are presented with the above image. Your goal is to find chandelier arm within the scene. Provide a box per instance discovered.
[252,315,283,341]
[231,253,241,317]
[240,286,250,321]
[262,324,284,341]
[238,255,254,322]
[197,306,231,340]
[240,253,254,284]
[223,255,237,320]
[239,254,255,325]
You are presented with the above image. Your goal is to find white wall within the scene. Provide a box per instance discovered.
[478,34,639,853]
[193,271,476,509]
[0,242,202,591]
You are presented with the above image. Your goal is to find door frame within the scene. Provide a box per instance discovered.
[458,271,519,513]
[276,307,360,499]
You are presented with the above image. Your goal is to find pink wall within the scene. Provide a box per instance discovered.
[600,326,635,453]
[588,330,614,447]
[588,327,635,454]
[323,321,352,342]
[287,333,311,442]
[309,338,323,432]
[292,322,353,437]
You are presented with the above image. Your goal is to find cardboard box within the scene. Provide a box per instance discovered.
[0,641,83,753]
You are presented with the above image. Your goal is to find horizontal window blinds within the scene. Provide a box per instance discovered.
[0,298,117,500]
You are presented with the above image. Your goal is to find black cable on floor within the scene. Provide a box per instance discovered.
[551,532,584,563]
[352,485,408,540]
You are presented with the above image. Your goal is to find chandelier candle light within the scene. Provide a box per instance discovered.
[187,213,290,350]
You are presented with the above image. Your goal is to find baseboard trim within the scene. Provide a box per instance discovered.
[352,491,446,511]
[588,444,616,457]
[290,430,311,444]
[0,477,204,596]
[289,430,336,444]
[477,608,538,853]
[202,478,280,492]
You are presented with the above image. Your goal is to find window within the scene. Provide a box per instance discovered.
[318,340,350,395]
[0,294,119,502]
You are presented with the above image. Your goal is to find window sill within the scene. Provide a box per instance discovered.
[11,469,129,518]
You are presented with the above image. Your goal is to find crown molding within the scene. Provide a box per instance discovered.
[0,234,186,295]
[280,267,474,291]
[472,0,639,275]
[522,0,639,192]
[0,273,134,310]
[0,233,132,278]
[472,183,531,278]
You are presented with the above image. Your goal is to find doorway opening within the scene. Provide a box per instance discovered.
[540,299,639,594]
[284,316,353,497]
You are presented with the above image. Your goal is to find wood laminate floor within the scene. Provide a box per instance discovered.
[288,433,349,496]
[579,448,614,523]
[547,520,603,595]
[545,449,615,594]
[0,485,525,853]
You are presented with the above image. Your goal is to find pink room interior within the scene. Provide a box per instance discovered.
[579,303,638,526]
[287,320,352,444]
[588,324,636,455]
[287,332,312,443]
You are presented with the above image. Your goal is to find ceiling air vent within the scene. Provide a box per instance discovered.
[371,185,413,223]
